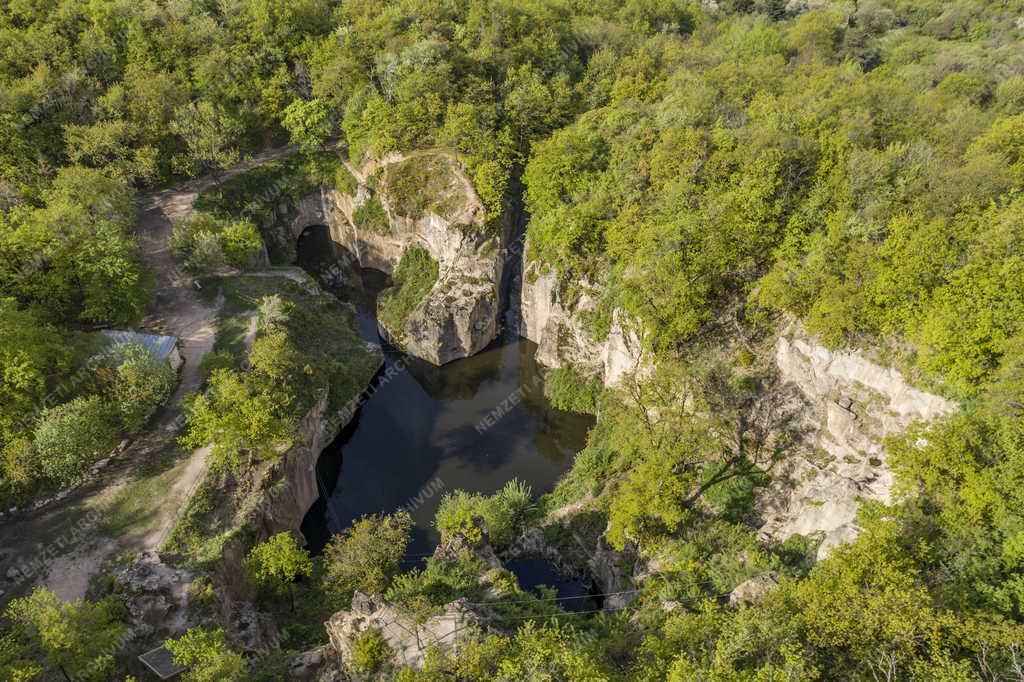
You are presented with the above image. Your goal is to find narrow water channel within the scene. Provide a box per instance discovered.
[296,228,594,576]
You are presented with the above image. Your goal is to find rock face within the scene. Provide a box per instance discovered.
[728,571,779,607]
[756,328,956,558]
[327,592,480,673]
[519,261,647,387]
[219,345,382,601]
[114,552,198,645]
[512,520,636,611]
[325,151,502,365]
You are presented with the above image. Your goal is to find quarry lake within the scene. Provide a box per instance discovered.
[297,232,594,570]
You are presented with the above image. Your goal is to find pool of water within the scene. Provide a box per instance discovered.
[297,233,594,559]
[505,557,601,612]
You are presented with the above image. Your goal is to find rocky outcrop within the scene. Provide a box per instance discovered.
[756,327,956,558]
[728,571,779,607]
[519,261,647,387]
[219,342,383,601]
[114,551,198,644]
[327,592,480,672]
[433,516,503,570]
[327,152,503,365]
[289,646,346,681]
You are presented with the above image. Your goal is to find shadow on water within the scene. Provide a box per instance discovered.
[297,236,595,566]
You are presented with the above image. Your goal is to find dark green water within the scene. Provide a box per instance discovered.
[296,226,594,561]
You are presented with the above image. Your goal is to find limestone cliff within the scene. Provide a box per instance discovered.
[518,257,647,387]
[756,326,956,558]
[326,151,503,365]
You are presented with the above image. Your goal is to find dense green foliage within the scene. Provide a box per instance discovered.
[166,627,247,682]
[435,480,534,549]
[352,195,390,235]
[170,213,262,272]
[4,588,127,682]
[101,341,177,433]
[4,0,1024,679]
[245,531,314,611]
[543,365,602,414]
[377,246,439,338]
[180,276,379,472]
[323,511,413,606]
[30,395,120,487]
[0,167,151,504]
[350,627,392,678]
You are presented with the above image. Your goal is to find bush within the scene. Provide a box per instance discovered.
[350,628,390,677]
[166,627,247,682]
[543,365,601,414]
[322,511,412,605]
[377,247,438,338]
[353,195,390,234]
[435,480,534,549]
[170,213,261,271]
[31,396,120,486]
[335,163,359,195]
[104,342,177,433]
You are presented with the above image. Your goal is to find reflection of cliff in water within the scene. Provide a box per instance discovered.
[294,234,594,556]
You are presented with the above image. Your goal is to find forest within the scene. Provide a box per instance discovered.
[1,0,1024,680]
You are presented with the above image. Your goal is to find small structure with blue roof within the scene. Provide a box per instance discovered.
[100,330,183,371]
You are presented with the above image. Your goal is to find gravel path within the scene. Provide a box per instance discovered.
[0,147,301,602]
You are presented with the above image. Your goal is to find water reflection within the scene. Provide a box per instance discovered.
[298,240,593,556]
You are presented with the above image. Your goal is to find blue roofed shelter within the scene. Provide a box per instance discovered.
[100,330,183,371]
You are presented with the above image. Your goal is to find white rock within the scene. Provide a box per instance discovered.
[755,326,956,553]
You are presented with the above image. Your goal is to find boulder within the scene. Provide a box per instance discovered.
[729,572,780,607]
[113,552,197,642]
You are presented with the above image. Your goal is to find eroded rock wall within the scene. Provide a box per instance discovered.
[519,261,647,387]
[328,152,502,365]
[219,346,383,601]
[756,327,956,558]
[327,592,479,672]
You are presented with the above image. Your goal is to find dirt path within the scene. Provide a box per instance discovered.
[0,146,303,603]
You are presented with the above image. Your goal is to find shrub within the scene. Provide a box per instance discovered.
[335,163,359,195]
[179,368,293,472]
[104,342,177,433]
[435,480,534,549]
[322,511,412,605]
[244,532,313,611]
[543,365,601,414]
[166,627,247,682]
[170,213,261,271]
[31,396,120,486]
[377,247,438,338]
[353,195,390,234]
[350,628,390,677]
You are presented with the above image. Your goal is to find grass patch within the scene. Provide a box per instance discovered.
[98,445,183,538]
[377,247,439,340]
[383,154,463,220]
[543,365,602,414]
[353,195,389,234]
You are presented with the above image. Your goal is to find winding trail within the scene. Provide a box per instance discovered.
[0,146,302,602]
